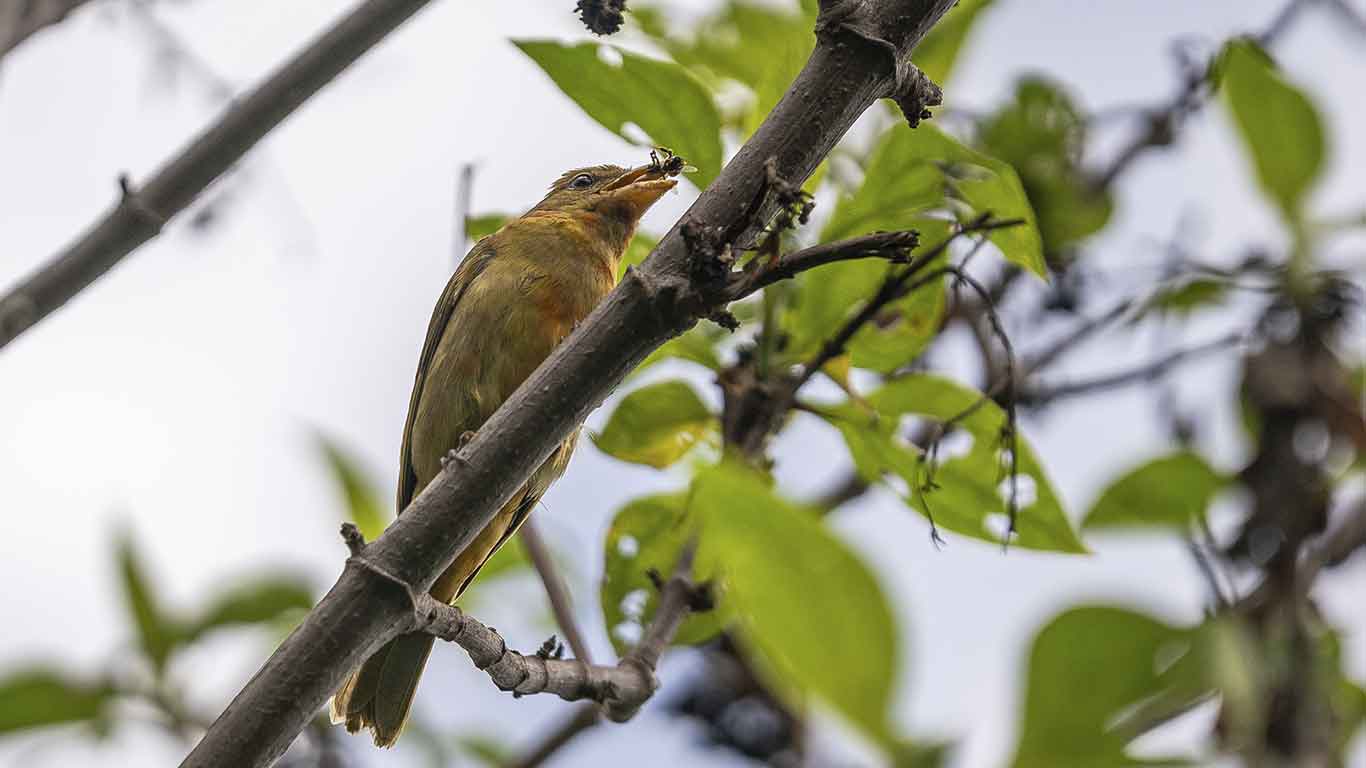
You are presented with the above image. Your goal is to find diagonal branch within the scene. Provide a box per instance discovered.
[0,0,441,351]
[1019,332,1244,405]
[181,3,960,765]
[0,0,95,62]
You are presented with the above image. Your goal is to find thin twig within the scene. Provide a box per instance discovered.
[454,162,476,264]
[1020,333,1244,405]
[504,704,601,768]
[793,217,1022,390]
[0,0,441,351]
[728,229,919,299]
[519,518,594,665]
[1088,0,1312,190]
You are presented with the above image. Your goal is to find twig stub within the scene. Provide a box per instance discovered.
[575,0,627,35]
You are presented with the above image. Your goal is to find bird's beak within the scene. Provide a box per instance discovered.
[601,164,678,216]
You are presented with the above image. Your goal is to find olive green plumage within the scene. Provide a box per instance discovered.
[330,162,676,747]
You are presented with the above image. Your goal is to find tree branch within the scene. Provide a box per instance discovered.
[519,519,594,665]
[0,0,95,62]
[417,542,703,721]
[0,0,440,351]
[180,3,959,764]
[727,229,920,299]
[1019,332,1244,405]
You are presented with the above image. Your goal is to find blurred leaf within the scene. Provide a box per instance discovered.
[116,532,178,674]
[694,463,900,746]
[820,375,1085,552]
[591,380,716,468]
[634,3,812,136]
[455,733,513,766]
[600,492,725,656]
[979,77,1111,251]
[618,231,659,280]
[182,577,314,645]
[465,213,509,242]
[1083,452,1227,532]
[1011,606,1209,767]
[912,0,995,86]
[0,669,112,735]
[314,433,389,542]
[636,324,725,373]
[515,40,723,188]
[1145,277,1228,317]
[1217,38,1325,223]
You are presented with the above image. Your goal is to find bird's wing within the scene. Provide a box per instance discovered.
[397,239,497,513]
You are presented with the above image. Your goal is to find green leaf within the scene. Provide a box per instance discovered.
[116,532,178,674]
[1217,38,1326,223]
[600,492,725,657]
[182,576,314,644]
[788,218,951,374]
[0,669,113,735]
[821,130,946,243]
[618,231,659,280]
[978,77,1112,251]
[314,433,389,542]
[591,380,716,468]
[465,213,509,242]
[1145,277,1228,317]
[635,324,725,373]
[634,3,812,137]
[515,40,723,188]
[1083,452,1228,532]
[912,0,995,86]
[694,463,900,746]
[1011,606,1210,768]
[823,124,1046,277]
[820,375,1085,553]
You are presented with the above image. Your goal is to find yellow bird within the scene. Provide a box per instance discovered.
[331,162,677,746]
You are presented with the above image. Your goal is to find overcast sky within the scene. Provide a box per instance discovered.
[1,1,1364,766]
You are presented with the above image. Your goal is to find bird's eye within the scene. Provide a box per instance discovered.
[569,173,595,190]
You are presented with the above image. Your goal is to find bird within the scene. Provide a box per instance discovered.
[330,160,678,746]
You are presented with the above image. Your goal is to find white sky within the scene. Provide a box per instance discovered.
[1,1,1364,767]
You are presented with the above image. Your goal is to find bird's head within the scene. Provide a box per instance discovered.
[530,163,678,224]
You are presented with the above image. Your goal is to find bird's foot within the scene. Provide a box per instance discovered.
[439,431,479,470]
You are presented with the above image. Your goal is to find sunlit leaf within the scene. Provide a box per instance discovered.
[0,669,113,735]
[819,375,1085,552]
[789,218,950,373]
[1083,452,1228,531]
[314,433,389,542]
[694,463,900,746]
[1217,38,1325,223]
[600,492,725,657]
[515,40,723,188]
[634,3,812,137]
[912,0,996,86]
[591,380,716,468]
[824,124,1045,277]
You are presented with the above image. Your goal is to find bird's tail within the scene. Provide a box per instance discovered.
[329,489,539,746]
[330,631,435,747]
